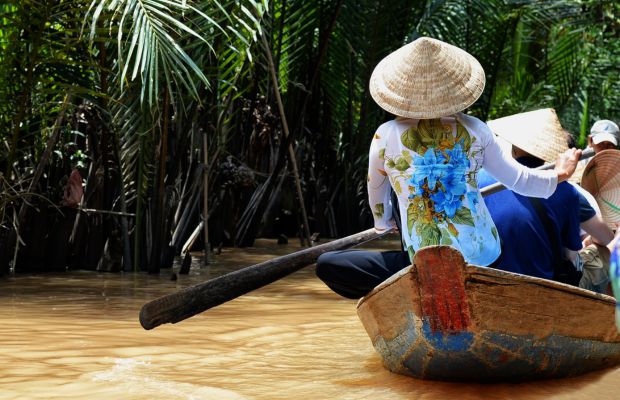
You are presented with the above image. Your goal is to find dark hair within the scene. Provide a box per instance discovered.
[565,131,576,148]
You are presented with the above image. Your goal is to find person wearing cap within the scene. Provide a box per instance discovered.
[477,109,613,284]
[572,120,620,185]
[589,120,619,153]
[315,37,581,299]
[563,125,617,292]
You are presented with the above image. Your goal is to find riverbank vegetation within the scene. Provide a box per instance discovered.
[1,0,619,274]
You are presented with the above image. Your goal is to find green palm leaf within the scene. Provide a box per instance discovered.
[87,0,222,105]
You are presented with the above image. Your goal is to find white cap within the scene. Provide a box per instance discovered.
[590,120,619,146]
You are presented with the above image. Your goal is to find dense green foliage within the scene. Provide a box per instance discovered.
[1,0,619,273]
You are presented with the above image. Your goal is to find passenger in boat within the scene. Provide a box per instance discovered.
[579,150,620,293]
[315,37,581,299]
[572,186,615,293]
[587,120,619,154]
[479,109,613,285]
[572,120,619,186]
[561,132,615,292]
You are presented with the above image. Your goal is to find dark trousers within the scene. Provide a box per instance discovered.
[315,250,411,299]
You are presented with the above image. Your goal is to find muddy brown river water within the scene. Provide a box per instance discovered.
[1,238,618,399]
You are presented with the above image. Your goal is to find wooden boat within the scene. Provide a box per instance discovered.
[356,246,620,381]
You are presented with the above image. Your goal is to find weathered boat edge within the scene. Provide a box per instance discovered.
[358,249,616,311]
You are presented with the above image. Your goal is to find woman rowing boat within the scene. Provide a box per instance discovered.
[316,37,581,299]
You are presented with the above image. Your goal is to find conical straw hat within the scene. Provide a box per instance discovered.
[369,37,485,119]
[486,108,569,163]
[580,149,620,224]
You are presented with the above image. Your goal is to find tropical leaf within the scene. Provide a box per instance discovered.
[401,150,412,164]
[545,27,583,106]
[440,228,453,245]
[87,0,207,105]
[417,222,441,247]
[394,157,410,172]
[85,0,266,108]
[451,206,474,226]
[455,122,473,152]
[417,119,446,146]
[407,202,416,233]
[373,203,384,218]
[407,245,415,262]
[447,222,458,237]
[401,126,426,153]
[393,179,402,195]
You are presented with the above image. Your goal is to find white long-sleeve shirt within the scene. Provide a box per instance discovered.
[368,112,558,266]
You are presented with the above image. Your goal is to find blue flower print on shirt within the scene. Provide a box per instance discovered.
[431,190,462,218]
[445,142,471,170]
[412,148,448,189]
[439,169,467,198]
[388,118,498,266]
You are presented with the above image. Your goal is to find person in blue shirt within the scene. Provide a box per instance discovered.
[478,150,583,280]
[481,110,614,284]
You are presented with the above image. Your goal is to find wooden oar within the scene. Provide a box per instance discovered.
[140,228,391,329]
[140,148,594,330]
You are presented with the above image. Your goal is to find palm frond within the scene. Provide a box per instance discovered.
[545,27,582,105]
[110,85,157,207]
[86,0,223,106]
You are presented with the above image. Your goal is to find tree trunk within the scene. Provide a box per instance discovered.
[202,129,211,265]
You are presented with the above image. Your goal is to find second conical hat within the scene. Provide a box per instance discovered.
[486,108,569,163]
